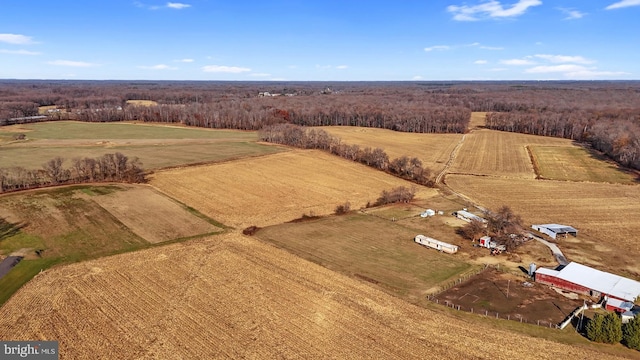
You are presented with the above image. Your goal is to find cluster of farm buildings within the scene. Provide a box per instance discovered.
[414,209,640,322]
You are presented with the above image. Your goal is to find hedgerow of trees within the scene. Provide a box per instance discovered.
[259,124,433,186]
[0,153,145,193]
[374,186,416,206]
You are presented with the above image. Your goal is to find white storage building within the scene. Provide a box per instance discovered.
[414,235,458,254]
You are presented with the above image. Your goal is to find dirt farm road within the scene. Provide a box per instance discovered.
[527,233,569,266]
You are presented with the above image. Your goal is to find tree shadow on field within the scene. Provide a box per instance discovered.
[0,217,27,241]
[572,140,640,183]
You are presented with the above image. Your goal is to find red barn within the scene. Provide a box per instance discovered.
[605,298,634,313]
[535,262,640,302]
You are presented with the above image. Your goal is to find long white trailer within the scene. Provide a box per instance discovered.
[414,235,458,254]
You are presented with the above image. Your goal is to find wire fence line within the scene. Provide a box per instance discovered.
[426,297,559,329]
[426,263,559,329]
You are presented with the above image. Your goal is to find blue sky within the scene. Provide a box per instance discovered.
[1,0,638,81]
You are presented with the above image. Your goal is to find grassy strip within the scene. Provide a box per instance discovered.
[0,258,60,305]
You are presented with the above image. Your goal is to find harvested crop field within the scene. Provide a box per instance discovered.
[150,150,434,228]
[0,185,221,304]
[125,99,159,106]
[448,129,573,179]
[530,145,639,184]
[0,233,624,359]
[88,185,222,243]
[468,112,487,129]
[320,126,462,174]
[445,174,640,276]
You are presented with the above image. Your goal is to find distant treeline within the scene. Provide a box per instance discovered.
[0,153,145,193]
[486,108,640,169]
[2,80,640,169]
[259,124,433,186]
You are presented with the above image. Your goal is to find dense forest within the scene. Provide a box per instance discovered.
[1,80,639,169]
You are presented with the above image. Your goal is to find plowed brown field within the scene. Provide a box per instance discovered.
[320,126,462,174]
[150,150,436,228]
[0,233,623,359]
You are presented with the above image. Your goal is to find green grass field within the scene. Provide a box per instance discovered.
[6,121,256,140]
[256,212,474,304]
[0,141,280,170]
[0,121,285,170]
[0,185,223,305]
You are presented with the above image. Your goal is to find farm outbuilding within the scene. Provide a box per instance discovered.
[605,297,635,313]
[535,262,640,302]
[420,209,436,218]
[414,235,458,254]
[453,210,486,224]
[531,224,577,239]
[622,308,640,324]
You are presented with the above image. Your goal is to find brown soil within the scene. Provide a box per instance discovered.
[435,268,585,325]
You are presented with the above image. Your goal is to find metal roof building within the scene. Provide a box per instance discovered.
[531,224,578,239]
[453,210,487,223]
[535,262,640,302]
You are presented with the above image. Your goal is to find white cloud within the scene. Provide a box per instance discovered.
[134,1,191,10]
[565,70,630,78]
[525,64,587,73]
[426,43,502,52]
[138,64,176,70]
[0,33,34,44]
[424,45,450,52]
[0,49,40,55]
[474,60,488,64]
[500,58,536,65]
[557,7,586,19]
[315,64,332,69]
[336,65,348,69]
[412,75,423,80]
[606,0,640,9]
[479,45,504,50]
[167,2,191,9]
[533,54,594,64]
[47,60,98,67]
[525,64,629,78]
[174,58,194,63]
[202,65,251,73]
[447,0,542,21]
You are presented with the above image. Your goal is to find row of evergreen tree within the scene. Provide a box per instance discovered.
[585,312,639,351]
